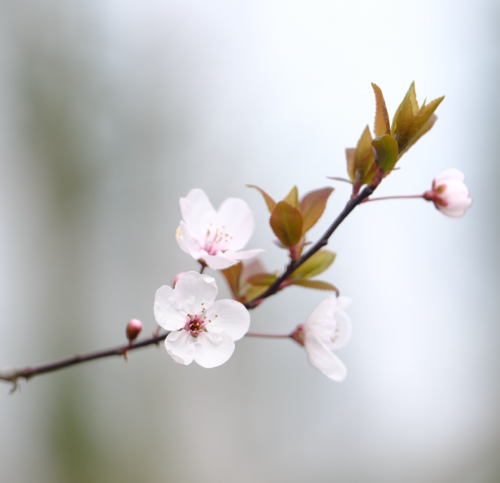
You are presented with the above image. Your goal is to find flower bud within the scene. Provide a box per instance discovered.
[126,319,143,343]
[173,272,185,287]
[424,169,472,218]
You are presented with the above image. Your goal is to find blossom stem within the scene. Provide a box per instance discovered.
[245,332,291,339]
[199,263,206,274]
[244,184,376,309]
[363,194,424,203]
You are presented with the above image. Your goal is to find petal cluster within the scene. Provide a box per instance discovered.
[425,169,472,218]
[295,295,352,381]
[154,271,250,368]
[176,189,263,269]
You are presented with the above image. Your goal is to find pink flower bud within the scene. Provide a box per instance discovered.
[126,319,143,342]
[173,272,185,287]
[424,169,472,218]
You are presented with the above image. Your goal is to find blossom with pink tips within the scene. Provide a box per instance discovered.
[292,295,352,381]
[154,271,250,368]
[176,189,264,270]
[424,169,472,218]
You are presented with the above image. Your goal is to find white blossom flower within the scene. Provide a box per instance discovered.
[292,295,352,381]
[424,169,472,218]
[154,271,250,368]
[176,189,264,270]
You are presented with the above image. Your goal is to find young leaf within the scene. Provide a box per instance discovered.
[391,82,417,149]
[291,279,339,292]
[246,185,276,213]
[283,186,299,209]
[345,148,357,183]
[299,187,334,235]
[247,273,278,286]
[346,126,377,186]
[399,96,444,157]
[292,249,336,279]
[270,201,303,247]
[372,83,391,137]
[372,134,399,173]
[221,264,242,298]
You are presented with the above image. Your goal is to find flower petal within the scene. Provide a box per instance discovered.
[215,198,254,251]
[173,271,218,315]
[304,334,347,381]
[175,225,191,255]
[194,332,235,368]
[435,168,465,183]
[180,189,217,242]
[205,299,250,341]
[165,330,196,365]
[304,296,337,331]
[179,221,204,258]
[154,285,186,331]
[224,248,265,261]
[203,253,238,270]
[329,308,352,350]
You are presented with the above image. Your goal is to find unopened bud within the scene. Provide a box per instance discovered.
[173,272,185,287]
[126,319,143,343]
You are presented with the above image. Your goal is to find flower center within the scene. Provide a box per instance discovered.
[204,224,233,255]
[185,315,206,337]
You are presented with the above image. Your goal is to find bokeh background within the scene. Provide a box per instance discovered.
[0,1,498,482]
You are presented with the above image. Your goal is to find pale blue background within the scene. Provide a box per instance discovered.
[0,1,498,482]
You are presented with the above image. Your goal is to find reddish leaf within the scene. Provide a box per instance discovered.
[283,186,299,209]
[372,83,391,137]
[299,188,334,234]
[291,279,339,292]
[270,201,303,247]
[221,264,242,298]
[246,185,276,213]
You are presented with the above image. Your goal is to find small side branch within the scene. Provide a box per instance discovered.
[244,184,376,309]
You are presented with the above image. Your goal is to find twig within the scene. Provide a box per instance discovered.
[0,332,170,390]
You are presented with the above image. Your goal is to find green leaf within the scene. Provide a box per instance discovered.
[299,187,334,235]
[221,264,242,298]
[246,185,276,213]
[270,201,303,247]
[247,273,278,286]
[391,82,417,147]
[399,96,444,157]
[371,134,399,173]
[292,250,336,279]
[283,186,299,209]
[372,83,391,137]
[291,279,338,292]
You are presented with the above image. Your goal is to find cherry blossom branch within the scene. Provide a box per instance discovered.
[0,330,295,390]
[0,184,375,390]
[244,184,376,309]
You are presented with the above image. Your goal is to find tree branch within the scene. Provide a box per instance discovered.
[0,332,170,390]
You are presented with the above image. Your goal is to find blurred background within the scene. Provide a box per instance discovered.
[0,1,498,482]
